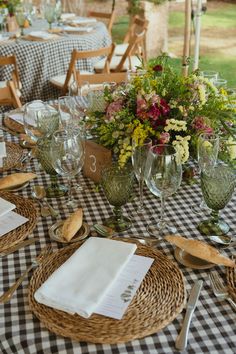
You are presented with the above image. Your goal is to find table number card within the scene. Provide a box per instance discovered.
[83,140,112,183]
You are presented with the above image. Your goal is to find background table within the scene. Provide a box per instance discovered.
[0,20,111,103]
[0,125,236,354]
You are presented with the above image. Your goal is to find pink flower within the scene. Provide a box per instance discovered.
[159,132,170,144]
[192,116,213,134]
[106,99,124,120]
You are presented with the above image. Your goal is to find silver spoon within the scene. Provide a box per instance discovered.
[209,235,236,248]
[32,186,58,217]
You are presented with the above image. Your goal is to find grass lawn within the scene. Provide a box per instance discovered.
[112,2,236,86]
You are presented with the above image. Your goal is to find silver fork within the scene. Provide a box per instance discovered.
[0,245,53,304]
[209,271,236,311]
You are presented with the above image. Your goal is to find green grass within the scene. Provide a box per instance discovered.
[112,16,129,44]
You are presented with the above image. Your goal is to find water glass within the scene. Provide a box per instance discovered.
[198,165,235,235]
[200,70,219,83]
[101,164,135,232]
[214,78,227,89]
[44,4,55,29]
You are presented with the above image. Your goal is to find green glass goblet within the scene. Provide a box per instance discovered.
[198,165,235,236]
[36,137,67,198]
[101,164,135,233]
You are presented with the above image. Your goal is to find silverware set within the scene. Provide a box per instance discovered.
[209,271,236,310]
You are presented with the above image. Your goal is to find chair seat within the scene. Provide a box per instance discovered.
[0,80,21,97]
[50,71,92,88]
[94,56,141,72]
[114,43,129,56]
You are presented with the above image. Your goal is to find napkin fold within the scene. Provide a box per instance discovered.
[28,31,57,40]
[34,237,137,318]
[63,26,93,33]
[70,17,97,25]
[0,197,16,217]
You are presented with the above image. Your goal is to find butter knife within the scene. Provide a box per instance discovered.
[0,238,37,257]
[175,280,203,351]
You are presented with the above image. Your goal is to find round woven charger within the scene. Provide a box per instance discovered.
[29,241,186,344]
[3,116,25,134]
[0,142,24,172]
[0,192,38,252]
[226,264,236,302]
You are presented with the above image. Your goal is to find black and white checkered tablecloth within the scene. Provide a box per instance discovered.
[0,125,236,354]
[0,21,111,104]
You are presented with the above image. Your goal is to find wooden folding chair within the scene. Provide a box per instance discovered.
[0,55,22,95]
[50,44,115,95]
[115,16,149,62]
[94,31,146,73]
[75,72,127,86]
[0,81,22,108]
[88,10,116,34]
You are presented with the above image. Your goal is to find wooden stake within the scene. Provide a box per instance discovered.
[182,0,192,76]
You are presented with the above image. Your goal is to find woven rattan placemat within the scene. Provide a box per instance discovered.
[0,192,38,252]
[29,241,186,344]
[3,116,25,134]
[0,142,24,172]
[226,264,236,302]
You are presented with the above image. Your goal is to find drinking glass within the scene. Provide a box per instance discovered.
[58,96,74,129]
[198,165,235,235]
[131,138,152,215]
[51,129,85,208]
[101,164,135,232]
[218,138,236,174]
[36,136,67,197]
[44,4,55,29]
[214,78,227,89]
[200,70,219,83]
[144,145,182,237]
[15,8,26,36]
[23,100,60,142]
[54,0,62,25]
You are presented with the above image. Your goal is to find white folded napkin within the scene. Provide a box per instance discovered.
[63,26,93,33]
[28,31,56,40]
[70,17,97,25]
[0,142,6,168]
[61,13,76,20]
[0,197,16,218]
[7,112,24,125]
[34,237,137,318]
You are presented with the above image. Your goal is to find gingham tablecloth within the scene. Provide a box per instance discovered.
[0,20,111,103]
[0,125,235,354]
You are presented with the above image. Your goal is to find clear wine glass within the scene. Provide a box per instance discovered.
[23,100,60,143]
[58,96,74,129]
[144,144,182,237]
[131,137,152,216]
[51,129,85,208]
[198,165,235,235]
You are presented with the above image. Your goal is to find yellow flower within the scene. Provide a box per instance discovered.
[172,135,191,163]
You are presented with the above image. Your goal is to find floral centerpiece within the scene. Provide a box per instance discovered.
[0,0,20,16]
[88,56,236,167]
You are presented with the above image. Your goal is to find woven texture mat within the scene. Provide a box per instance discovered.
[28,241,186,344]
[226,264,236,302]
[3,116,25,134]
[0,192,38,252]
[0,142,24,172]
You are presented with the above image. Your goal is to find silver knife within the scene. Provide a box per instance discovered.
[175,280,203,351]
[0,238,37,257]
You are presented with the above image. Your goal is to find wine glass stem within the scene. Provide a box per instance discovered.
[211,209,219,223]
[159,194,166,229]
[50,175,59,189]
[113,206,122,220]
[20,26,24,36]
[138,177,144,211]
[67,177,73,202]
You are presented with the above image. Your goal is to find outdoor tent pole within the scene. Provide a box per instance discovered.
[193,0,202,71]
[182,0,192,76]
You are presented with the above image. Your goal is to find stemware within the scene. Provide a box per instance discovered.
[101,164,135,232]
[15,7,27,36]
[23,100,59,143]
[144,144,182,237]
[198,165,235,235]
[131,138,152,216]
[50,129,85,208]
[200,70,219,83]
[44,4,55,29]
[58,96,74,129]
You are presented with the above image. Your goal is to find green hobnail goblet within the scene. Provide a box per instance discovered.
[36,137,67,198]
[101,164,135,233]
[198,165,235,235]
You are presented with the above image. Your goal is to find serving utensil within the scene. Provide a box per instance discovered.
[0,238,37,258]
[209,235,236,248]
[32,186,58,217]
[0,245,52,303]
[209,271,236,311]
[175,280,203,351]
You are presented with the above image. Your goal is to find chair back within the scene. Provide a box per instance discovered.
[0,55,21,91]
[0,81,22,108]
[62,44,115,95]
[88,10,116,34]
[124,16,149,43]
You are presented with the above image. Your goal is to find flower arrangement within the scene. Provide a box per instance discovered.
[88,56,236,167]
[0,0,20,16]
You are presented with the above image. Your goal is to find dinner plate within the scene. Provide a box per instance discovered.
[174,247,215,269]
[49,220,90,243]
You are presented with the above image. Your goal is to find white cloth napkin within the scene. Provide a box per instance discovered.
[34,237,137,318]
[0,197,16,218]
[0,142,6,168]
[28,31,56,40]
[70,17,97,25]
[61,13,76,21]
[63,26,93,33]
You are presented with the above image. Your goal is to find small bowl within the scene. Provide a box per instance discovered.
[49,220,90,244]
[174,247,215,270]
